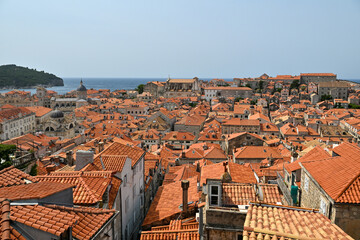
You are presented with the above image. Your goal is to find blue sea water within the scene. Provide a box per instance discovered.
[0,78,166,95]
[1,77,360,96]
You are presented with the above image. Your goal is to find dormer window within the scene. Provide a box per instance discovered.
[210,185,220,206]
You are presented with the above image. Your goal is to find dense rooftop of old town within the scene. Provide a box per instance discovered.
[0,73,359,239]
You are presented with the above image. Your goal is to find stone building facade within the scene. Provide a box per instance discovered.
[318,81,350,100]
[300,165,360,239]
[203,87,253,102]
[300,73,337,83]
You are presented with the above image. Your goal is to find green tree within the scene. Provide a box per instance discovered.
[0,144,16,170]
[235,97,243,102]
[320,94,333,101]
[188,102,197,107]
[290,80,300,89]
[349,103,360,109]
[259,80,264,90]
[136,84,145,94]
[250,100,256,105]
[245,84,252,89]
[29,164,37,176]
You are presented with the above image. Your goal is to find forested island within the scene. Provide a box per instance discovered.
[0,64,64,89]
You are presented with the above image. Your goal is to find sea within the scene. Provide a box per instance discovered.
[0,77,359,95]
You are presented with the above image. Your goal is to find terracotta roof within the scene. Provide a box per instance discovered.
[301,143,360,203]
[244,203,353,240]
[10,204,78,236]
[284,146,331,173]
[83,155,128,172]
[37,171,113,205]
[0,107,33,123]
[45,205,116,240]
[223,119,260,126]
[0,181,73,201]
[234,146,282,160]
[0,166,38,188]
[168,78,196,83]
[300,73,336,76]
[204,86,252,91]
[142,177,201,227]
[162,131,196,141]
[95,142,145,167]
[200,162,256,185]
[24,106,52,117]
[222,183,282,205]
[141,220,199,240]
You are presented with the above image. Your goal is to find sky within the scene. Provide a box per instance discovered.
[0,0,359,79]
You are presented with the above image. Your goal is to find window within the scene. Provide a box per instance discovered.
[304,174,309,192]
[320,197,327,215]
[124,175,127,186]
[210,185,220,206]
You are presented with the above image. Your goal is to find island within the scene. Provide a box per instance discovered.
[0,64,64,89]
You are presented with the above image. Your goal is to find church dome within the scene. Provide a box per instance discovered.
[50,110,64,118]
[77,80,87,92]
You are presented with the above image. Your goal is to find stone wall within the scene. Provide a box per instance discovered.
[333,204,360,239]
[301,168,360,239]
[300,168,332,216]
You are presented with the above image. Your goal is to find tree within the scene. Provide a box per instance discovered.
[0,144,16,170]
[259,80,264,90]
[29,164,37,176]
[188,102,197,107]
[349,103,360,109]
[136,84,145,94]
[245,84,252,89]
[320,94,332,101]
[250,100,256,105]
[290,80,300,89]
[235,97,243,102]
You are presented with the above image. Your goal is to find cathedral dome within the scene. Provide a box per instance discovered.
[50,110,64,118]
[77,80,87,92]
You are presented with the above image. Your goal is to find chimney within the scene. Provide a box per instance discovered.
[223,161,228,173]
[53,156,60,164]
[46,165,56,175]
[75,150,94,171]
[181,180,190,213]
[98,142,104,152]
[66,151,73,166]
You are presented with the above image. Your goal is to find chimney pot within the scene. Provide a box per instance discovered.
[181,180,190,213]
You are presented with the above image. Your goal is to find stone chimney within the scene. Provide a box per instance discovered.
[46,165,56,175]
[75,150,94,171]
[181,180,190,213]
[98,142,104,153]
[66,151,73,166]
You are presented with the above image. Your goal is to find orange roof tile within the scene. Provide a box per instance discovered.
[24,106,52,117]
[94,142,145,167]
[10,204,78,237]
[0,166,38,188]
[142,177,201,227]
[244,203,353,240]
[200,162,256,185]
[301,143,360,203]
[234,146,282,160]
[45,205,116,240]
[37,171,114,205]
[0,182,73,201]
[222,183,282,205]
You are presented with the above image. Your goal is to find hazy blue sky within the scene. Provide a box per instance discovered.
[0,0,359,79]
